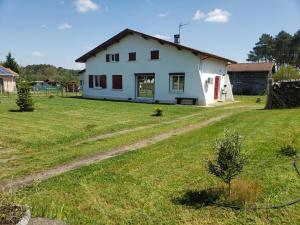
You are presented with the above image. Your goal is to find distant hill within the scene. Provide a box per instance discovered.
[20,64,80,83]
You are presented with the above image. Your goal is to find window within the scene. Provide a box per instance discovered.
[115,53,119,62]
[106,53,120,62]
[128,52,136,61]
[106,54,110,62]
[170,73,185,92]
[89,75,93,88]
[94,75,107,88]
[151,50,159,60]
[112,75,123,90]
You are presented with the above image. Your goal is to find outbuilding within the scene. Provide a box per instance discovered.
[227,63,275,95]
[0,66,19,93]
[76,28,236,105]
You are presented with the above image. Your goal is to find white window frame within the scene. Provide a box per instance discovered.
[169,73,185,93]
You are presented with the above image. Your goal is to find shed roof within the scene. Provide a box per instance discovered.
[227,63,274,72]
[75,28,236,64]
[0,66,19,76]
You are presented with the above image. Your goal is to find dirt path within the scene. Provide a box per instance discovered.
[0,113,234,193]
[75,111,206,145]
[75,103,246,145]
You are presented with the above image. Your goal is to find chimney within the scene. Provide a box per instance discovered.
[174,34,180,44]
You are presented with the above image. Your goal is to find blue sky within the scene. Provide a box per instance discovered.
[0,0,299,69]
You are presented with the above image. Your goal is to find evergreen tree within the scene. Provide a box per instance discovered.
[16,80,34,111]
[3,52,20,73]
[208,130,246,198]
[247,30,300,69]
[291,30,300,69]
[247,34,274,63]
[273,31,293,67]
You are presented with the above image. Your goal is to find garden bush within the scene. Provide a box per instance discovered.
[16,80,34,111]
[153,107,163,116]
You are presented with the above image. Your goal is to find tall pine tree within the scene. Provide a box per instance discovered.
[247,34,274,63]
[3,52,20,73]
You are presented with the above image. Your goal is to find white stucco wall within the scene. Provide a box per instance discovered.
[81,33,232,105]
[0,76,16,93]
[200,58,233,104]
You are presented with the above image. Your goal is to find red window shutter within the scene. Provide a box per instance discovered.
[112,75,122,89]
[115,53,120,62]
[151,50,159,60]
[89,75,94,88]
[106,54,110,62]
[100,75,107,88]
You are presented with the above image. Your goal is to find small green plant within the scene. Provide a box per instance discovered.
[279,145,297,157]
[16,79,34,112]
[278,132,298,157]
[49,95,55,99]
[153,107,163,116]
[208,130,246,199]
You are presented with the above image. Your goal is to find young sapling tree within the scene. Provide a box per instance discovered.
[208,130,246,199]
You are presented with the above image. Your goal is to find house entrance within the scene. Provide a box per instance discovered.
[135,74,155,99]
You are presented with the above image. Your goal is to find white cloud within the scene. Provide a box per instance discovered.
[58,23,72,30]
[192,8,230,23]
[154,34,171,40]
[75,0,99,13]
[158,12,168,18]
[205,9,230,23]
[40,24,48,29]
[32,51,44,57]
[193,10,205,21]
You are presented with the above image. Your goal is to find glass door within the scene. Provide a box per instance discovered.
[136,74,155,98]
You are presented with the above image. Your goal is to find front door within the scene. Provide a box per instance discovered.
[136,74,155,99]
[214,76,221,100]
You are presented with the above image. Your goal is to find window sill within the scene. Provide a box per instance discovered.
[93,88,107,90]
[112,89,123,91]
[170,90,184,94]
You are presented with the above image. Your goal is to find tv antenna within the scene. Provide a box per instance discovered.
[174,22,189,44]
[178,22,189,36]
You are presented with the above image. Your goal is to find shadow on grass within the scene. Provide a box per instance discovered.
[9,109,21,112]
[9,109,34,112]
[173,188,225,209]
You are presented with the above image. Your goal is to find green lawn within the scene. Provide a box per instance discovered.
[13,98,299,224]
[0,96,256,180]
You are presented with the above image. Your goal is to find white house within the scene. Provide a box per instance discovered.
[76,28,235,105]
[0,66,19,93]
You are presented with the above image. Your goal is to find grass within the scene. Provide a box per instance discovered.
[0,95,257,180]
[13,98,299,225]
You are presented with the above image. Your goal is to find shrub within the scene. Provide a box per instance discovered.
[208,130,246,198]
[153,107,163,116]
[279,145,297,157]
[273,65,300,81]
[49,95,55,99]
[16,80,34,112]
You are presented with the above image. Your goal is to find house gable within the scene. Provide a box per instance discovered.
[76,28,236,64]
